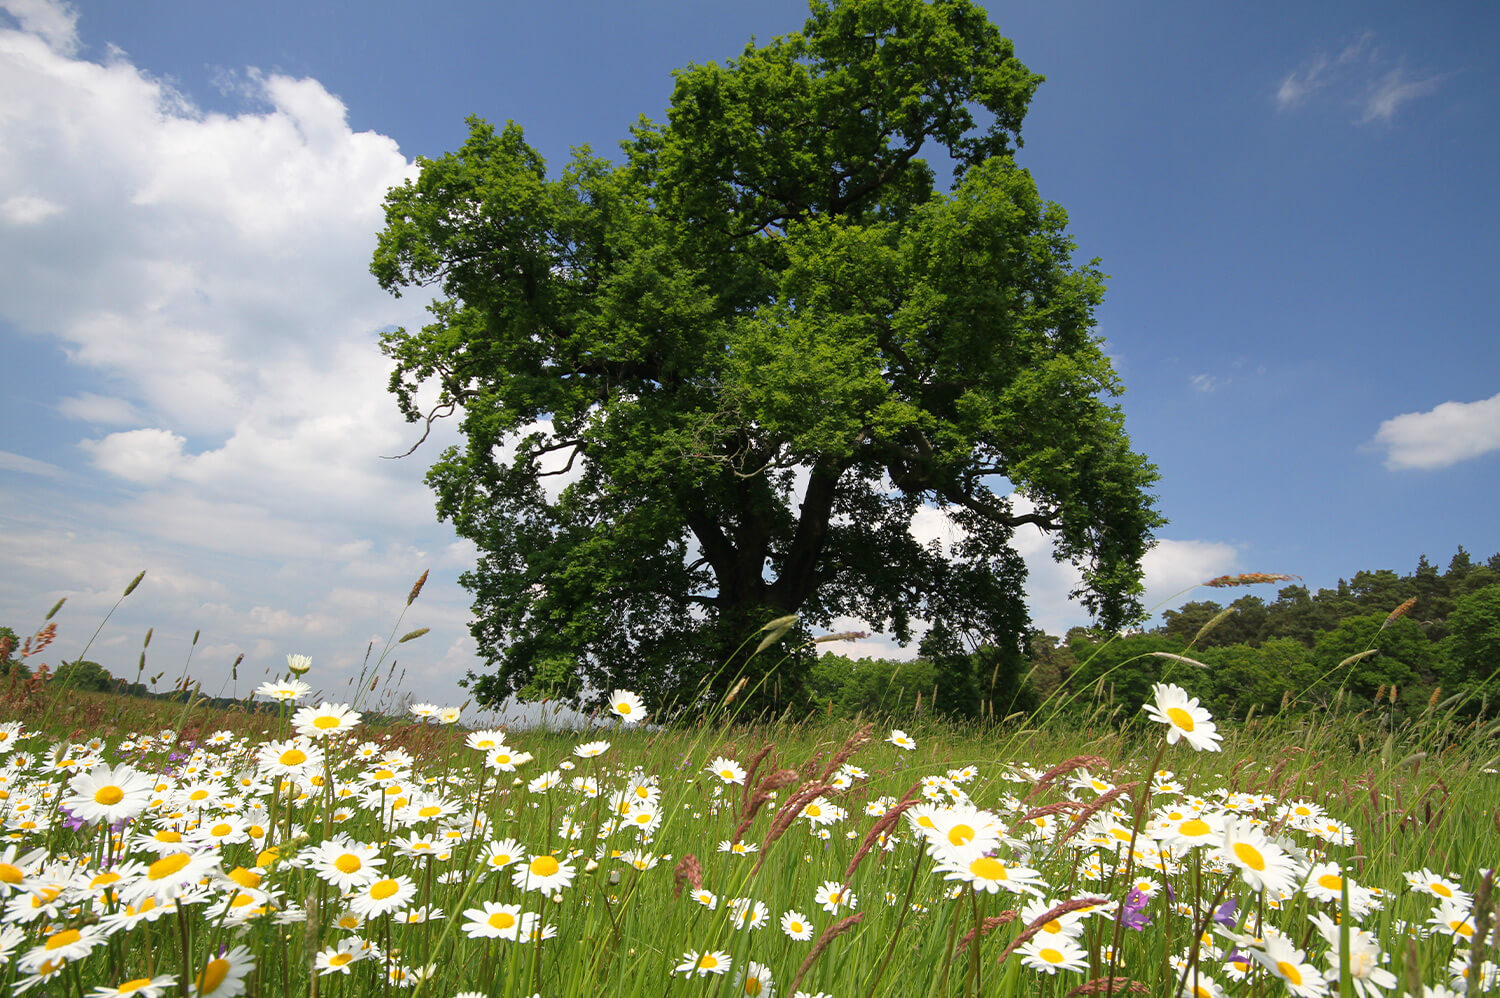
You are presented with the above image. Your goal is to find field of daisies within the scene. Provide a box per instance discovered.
[0,636,1496,995]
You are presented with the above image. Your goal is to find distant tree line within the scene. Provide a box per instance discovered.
[809,548,1500,724]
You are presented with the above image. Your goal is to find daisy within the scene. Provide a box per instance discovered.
[728,896,769,931]
[719,840,758,856]
[463,901,524,940]
[934,853,1047,896]
[304,838,384,891]
[349,875,419,920]
[313,941,367,976]
[1214,818,1300,895]
[781,909,814,941]
[254,679,311,702]
[64,763,155,825]
[1428,900,1477,941]
[813,880,856,913]
[481,838,526,873]
[437,707,462,724]
[691,889,719,910]
[887,729,917,750]
[465,729,508,752]
[1248,933,1325,997]
[409,703,440,720]
[708,757,747,784]
[291,702,362,739]
[486,748,533,772]
[1017,936,1089,975]
[192,942,253,996]
[19,926,107,972]
[285,653,313,675]
[1178,971,1226,998]
[609,690,646,724]
[86,973,178,997]
[124,851,220,907]
[1404,868,1473,908]
[255,738,323,779]
[512,854,575,894]
[676,949,732,977]
[573,740,610,759]
[735,961,774,997]
[1143,683,1222,752]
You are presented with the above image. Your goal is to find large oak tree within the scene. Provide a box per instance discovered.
[371,0,1163,713]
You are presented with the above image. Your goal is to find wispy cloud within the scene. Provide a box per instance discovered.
[0,450,66,478]
[1275,30,1444,124]
[1372,392,1500,470]
[1189,374,1223,393]
[1359,66,1445,123]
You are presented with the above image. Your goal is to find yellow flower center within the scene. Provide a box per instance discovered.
[196,954,228,990]
[370,879,400,900]
[699,954,719,970]
[210,823,232,837]
[189,790,209,801]
[336,855,362,874]
[530,855,560,877]
[616,702,632,715]
[0,863,22,884]
[94,786,125,806]
[148,853,192,880]
[314,716,340,729]
[228,867,261,888]
[1166,707,1195,731]
[1232,842,1266,871]
[1180,818,1210,837]
[1040,947,1064,964]
[1277,960,1302,985]
[970,856,1007,881]
[279,749,307,766]
[947,823,975,846]
[418,805,441,817]
[744,977,763,995]
[154,830,182,843]
[45,928,81,950]
[117,979,153,994]
[488,911,516,930]
[330,952,353,967]
[1432,883,1453,898]
[1318,873,1342,891]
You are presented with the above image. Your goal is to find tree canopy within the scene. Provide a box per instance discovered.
[371,0,1162,713]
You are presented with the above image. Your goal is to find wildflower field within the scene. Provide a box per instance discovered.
[0,592,1497,997]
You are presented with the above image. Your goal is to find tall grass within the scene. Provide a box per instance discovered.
[0,581,1494,997]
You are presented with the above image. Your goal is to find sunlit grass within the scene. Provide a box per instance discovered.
[0,585,1495,997]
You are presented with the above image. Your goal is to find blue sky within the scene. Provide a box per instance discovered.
[2,0,1496,714]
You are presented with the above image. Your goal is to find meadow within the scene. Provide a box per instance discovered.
[0,580,1496,997]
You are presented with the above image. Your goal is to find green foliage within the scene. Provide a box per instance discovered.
[1309,614,1435,707]
[1439,583,1500,699]
[804,652,939,719]
[1197,638,1316,718]
[372,0,1162,714]
[0,626,22,677]
[51,659,117,693]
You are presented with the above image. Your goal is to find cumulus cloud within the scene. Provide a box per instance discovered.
[1274,31,1444,124]
[0,0,77,54]
[1372,392,1500,470]
[0,2,493,709]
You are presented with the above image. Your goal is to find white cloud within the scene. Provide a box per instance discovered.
[0,194,63,225]
[0,2,492,709]
[0,450,65,478]
[81,428,186,482]
[0,0,77,54]
[1274,31,1444,124]
[1359,66,1444,123]
[1189,374,1222,393]
[56,392,143,425]
[1372,392,1500,470]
